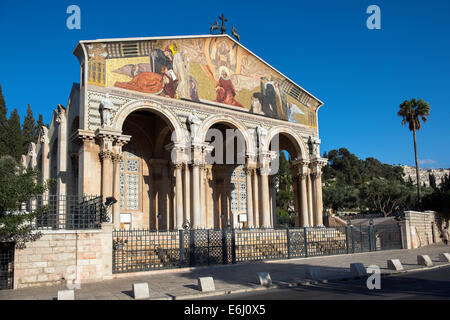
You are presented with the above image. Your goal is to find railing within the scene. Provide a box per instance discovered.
[0,243,14,290]
[26,195,107,230]
[112,225,401,274]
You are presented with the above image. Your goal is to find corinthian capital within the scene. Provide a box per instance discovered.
[99,150,113,161]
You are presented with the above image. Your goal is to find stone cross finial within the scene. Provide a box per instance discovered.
[219,14,228,34]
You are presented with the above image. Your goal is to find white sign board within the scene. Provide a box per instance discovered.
[120,213,131,223]
[239,214,247,222]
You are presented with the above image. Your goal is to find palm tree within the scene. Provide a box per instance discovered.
[397,98,430,208]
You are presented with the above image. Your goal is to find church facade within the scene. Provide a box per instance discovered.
[26,34,327,231]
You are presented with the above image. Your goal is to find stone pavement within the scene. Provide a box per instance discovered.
[1,243,449,300]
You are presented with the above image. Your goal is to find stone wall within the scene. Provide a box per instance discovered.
[13,223,112,289]
[400,211,441,249]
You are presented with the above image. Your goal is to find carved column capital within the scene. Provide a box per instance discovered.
[112,153,122,164]
[99,150,113,161]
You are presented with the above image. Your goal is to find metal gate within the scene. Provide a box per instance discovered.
[0,243,14,290]
[112,226,399,274]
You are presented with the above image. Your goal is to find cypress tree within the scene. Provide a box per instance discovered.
[6,108,23,161]
[22,104,37,154]
[429,173,437,190]
[36,113,45,133]
[0,85,8,156]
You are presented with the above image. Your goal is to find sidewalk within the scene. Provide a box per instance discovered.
[1,243,449,300]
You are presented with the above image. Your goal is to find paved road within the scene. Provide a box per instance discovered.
[197,266,450,300]
[1,243,448,300]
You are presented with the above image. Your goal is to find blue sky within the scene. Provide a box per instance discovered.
[0,0,449,168]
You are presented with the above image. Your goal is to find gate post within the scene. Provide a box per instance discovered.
[189,229,195,267]
[371,225,376,251]
[179,229,184,267]
[222,229,227,265]
[304,228,309,258]
[351,225,355,253]
[231,228,236,264]
[345,226,350,254]
[368,226,372,252]
[286,227,291,259]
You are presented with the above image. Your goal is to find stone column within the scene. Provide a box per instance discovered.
[245,166,254,228]
[174,163,184,230]
[112,153,122,229]
[40,130,50,208]
[192,162,201,228]
[99,150,113,201]
[314,172,324,226]
[184,163,191,226]
[252,168,260,227]
[307,172,314,226]
[311,159,326,226]
[200,164,206,228]
[299,172,309,227]
[260,166,271,228]
[55,108,67,227]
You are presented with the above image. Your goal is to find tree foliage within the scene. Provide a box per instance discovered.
[359,178,415,216]
[322,148,418,215]
[7,108,23,161]
[423,174,450,219]
[275,152,295,226]
[397,98,431,207]
[0,156,53,248]
[22,104,37,154]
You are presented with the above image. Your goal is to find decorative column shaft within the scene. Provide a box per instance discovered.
[200,164,206,228]
[245,167,254,228]
[112,153,122,229]
[192,163,201,228]
[175,163,184,230]
[299,173,309,227]
[307,172,314,226]
[100,150,113,201]
[253,168,260,227]
[184,163,191,225]
[314,172,324,226]
[260,166,271,228]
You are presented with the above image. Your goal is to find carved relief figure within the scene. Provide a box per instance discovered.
[100,93,114,127]
[188,112,202,142]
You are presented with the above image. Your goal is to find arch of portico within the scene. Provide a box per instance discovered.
[40,95,325,231]
[266,127,326,227]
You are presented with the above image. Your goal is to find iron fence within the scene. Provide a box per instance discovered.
[306,227,348,257]
[0,243,14,290]
[27,195,106,230]
[113,229,181,273]
[112,225,401,274]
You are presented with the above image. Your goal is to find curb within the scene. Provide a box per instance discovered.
[164,262,450,300]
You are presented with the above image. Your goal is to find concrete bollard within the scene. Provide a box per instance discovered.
[132,282,150,299]
[66,279,81,290]
[57,290,75,300]
[350,263,368,277]
[387,259,404,271]
[257,272,272,286]
[417,255,433,267]
[198,277,215,292]
[305,266,322,281]
[439,253,450,263]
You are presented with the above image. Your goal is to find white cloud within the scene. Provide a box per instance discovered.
[419,159,438,165]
